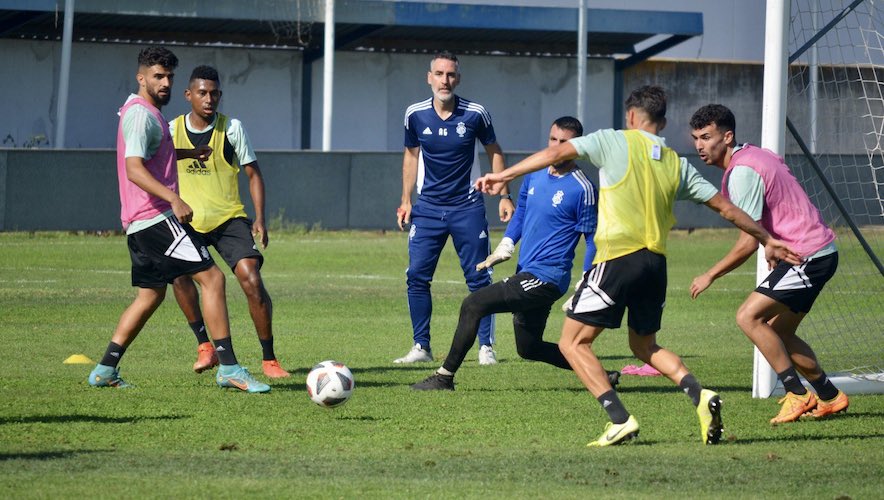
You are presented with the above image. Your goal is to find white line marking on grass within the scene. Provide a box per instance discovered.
[336,274,396,281]
[0,266,126,274]
[0,279,58,284]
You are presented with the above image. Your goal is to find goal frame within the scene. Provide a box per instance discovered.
[754,0,884,397]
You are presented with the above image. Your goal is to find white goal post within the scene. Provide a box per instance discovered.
[754,0,884,397]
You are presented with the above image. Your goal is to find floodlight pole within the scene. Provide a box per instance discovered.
[54,0,75,149]
[322,0,335,152]
[754,0,791,399]
[576,0,587,126]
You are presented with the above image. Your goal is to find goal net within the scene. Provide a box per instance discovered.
[755,0,884,396]
[267,0,321,47]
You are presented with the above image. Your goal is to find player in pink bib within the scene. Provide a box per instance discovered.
[88,46,270,393]
[690,104,848,424]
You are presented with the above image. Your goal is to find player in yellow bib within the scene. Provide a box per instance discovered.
[477,86,800,447]
[170,65,289,379]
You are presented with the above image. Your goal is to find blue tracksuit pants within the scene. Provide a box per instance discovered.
[406,202,495,349]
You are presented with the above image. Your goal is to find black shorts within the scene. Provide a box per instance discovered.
[490,271,563,316]
[197,217,263,270]
[128,217,215,288]
[755,252,838,313]
[567,249,666,335]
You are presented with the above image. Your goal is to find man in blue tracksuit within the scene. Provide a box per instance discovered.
[396,51,514,365]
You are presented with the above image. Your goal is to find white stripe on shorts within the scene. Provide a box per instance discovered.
[573,262,616,314]
[163,218,203,262]
[772,262,812,291]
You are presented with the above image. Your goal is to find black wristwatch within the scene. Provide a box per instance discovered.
[499,194,512,200]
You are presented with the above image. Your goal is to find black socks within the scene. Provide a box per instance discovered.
[259,337,276,361]
[189,319,210,345]
[777,367,807,395]
[213,336,237,365]
[597,390,630,425]
[678,373,703,406]
[99,342,126,367]
[809,371,839,401]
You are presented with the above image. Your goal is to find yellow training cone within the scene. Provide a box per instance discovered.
[63,354,95,364]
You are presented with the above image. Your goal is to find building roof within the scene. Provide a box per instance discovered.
[0,0,702,57]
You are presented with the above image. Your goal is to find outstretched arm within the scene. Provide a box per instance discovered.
[484,142,514,222]
[476,142,579,195]
[703,193,801,269]
[690,230,758,299]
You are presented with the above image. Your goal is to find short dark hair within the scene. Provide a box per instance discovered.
[690,104,736,136]
[624,85,667,124]
[137,46,178,70]
[553,116,583,137]
[190,65,220,83]
[430,51,459,69]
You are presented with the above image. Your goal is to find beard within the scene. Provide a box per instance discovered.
[149,88,171,107]
[434,91,454,104]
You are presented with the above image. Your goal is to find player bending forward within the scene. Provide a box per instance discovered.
[476,86,800,446]
[689,104,848,423]
[411,116,619,390]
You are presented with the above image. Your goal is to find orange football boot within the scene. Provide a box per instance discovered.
[193,342,219,373]
[770,391,817,424]
[262,359,290,378]
[805,391,849,419]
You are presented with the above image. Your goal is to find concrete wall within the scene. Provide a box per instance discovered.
[0,39,614,152]
[0,40,303,150]
[313,51,615,152]
[2,149,877,232]
[624,60,875,156]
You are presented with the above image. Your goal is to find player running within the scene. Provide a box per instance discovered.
[689,104,848,423]
[411,116,619,390]
[476,86,800,446]
[88,46,269,393]
[169,65,289,379]
[395,51,515,366]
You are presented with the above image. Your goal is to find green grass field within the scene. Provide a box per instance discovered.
[1,229,882,499]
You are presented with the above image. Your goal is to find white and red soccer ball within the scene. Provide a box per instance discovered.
[306,360,354,408]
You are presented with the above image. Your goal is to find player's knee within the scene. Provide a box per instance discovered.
[405,269,431,290]
[137,287,166,309]
[465,274,492,292]
[735,303,759,332]
[195,265,226,290]
[238,273,264,298]
[628,343,654,363]
[515,338,540,360]
[459,295,487,320]
[558,336,578,357]
[172,274,194,290]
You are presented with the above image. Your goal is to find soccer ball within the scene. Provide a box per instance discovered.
[306,360,354,408]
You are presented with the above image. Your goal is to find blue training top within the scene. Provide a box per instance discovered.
[404,96,497,209]
[505,167,598,294]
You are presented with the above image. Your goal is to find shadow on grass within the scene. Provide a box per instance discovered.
[615,384,753,394]
[728,431,884,445]
[351,365,440,373]
[450,384,753,394]
[334,415,384,421]
[272,379,401,391]
[0,414,188,425]
[0,449,113,461]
